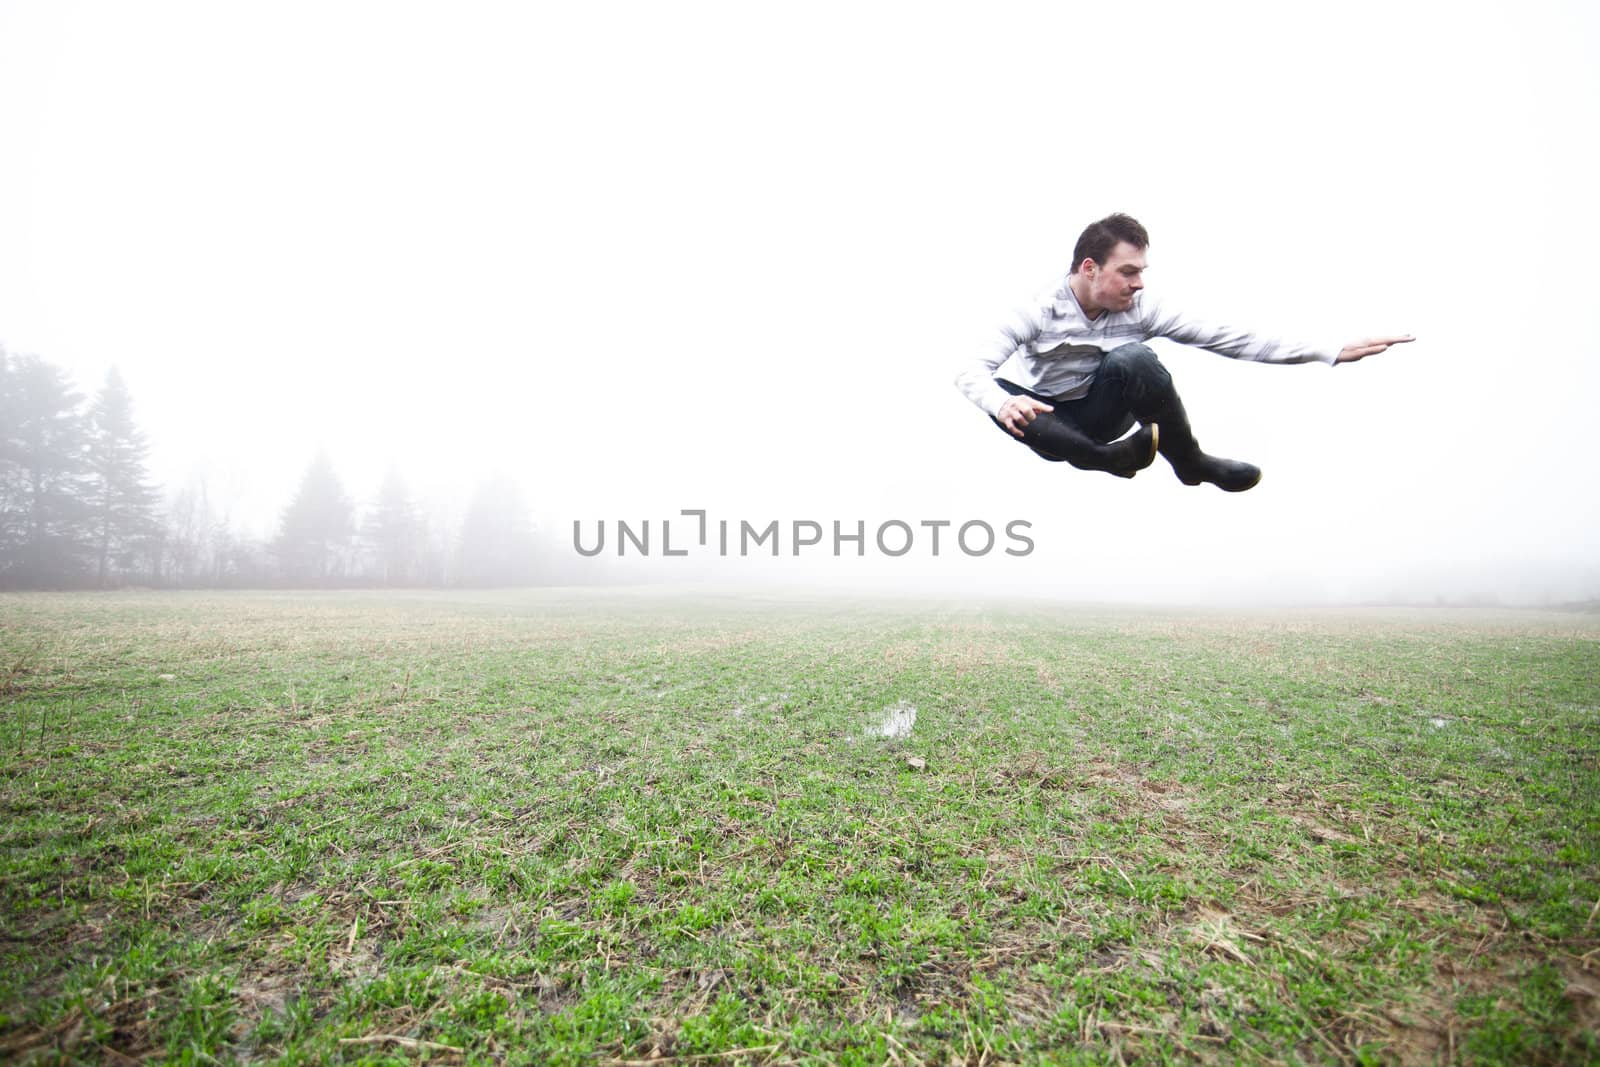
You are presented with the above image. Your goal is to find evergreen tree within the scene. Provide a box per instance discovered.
[274,451,353,585]
[85,368,161,587]
[362,468,425,586]
[0,350,90,587]
[456,475,536,586]
[164,481,210,586]
[0,350,22,564]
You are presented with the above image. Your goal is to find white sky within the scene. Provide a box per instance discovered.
[2,0,1597,603]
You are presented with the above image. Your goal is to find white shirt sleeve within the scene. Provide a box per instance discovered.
[1140,295,1340,365]
[954,307,1041,418]
[954,352,1016,418]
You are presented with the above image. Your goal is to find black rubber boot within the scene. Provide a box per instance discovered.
[1030,422,1158,478]
[1097,423,1160,478]
[1169,452,1262,492]
[1018,414,1159,478]
[1133,368,1261,491]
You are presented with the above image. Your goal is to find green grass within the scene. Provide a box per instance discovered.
[1,588,1597,1064]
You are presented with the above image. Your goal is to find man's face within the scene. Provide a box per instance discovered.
[1083,241,1147,315]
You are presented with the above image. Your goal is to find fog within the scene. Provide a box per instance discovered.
[3,1,1596,604]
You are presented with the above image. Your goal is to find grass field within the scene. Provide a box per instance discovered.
[1,589,1597,1065]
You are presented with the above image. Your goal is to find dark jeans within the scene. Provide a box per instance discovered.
[991,342,1197,466]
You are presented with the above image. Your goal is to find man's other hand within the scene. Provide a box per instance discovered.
[997,395,1054,438]
[1337,335,1416,363]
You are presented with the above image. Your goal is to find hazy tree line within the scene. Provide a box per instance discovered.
[1,346,541,589]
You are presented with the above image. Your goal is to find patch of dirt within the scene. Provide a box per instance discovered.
[1071,758,1201,817]
[232,969,300,1023]
[994,751,1072,790]
[931,639,1014,678]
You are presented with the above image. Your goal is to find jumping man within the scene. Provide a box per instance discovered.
[954,214,1414,491]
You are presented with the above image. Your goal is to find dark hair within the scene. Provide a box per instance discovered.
[1070,213,1149,274]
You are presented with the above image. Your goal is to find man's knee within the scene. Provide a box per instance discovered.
[1103,343,1172,394]
[1104,342,1163,375]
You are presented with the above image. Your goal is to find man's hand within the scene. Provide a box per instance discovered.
[997,395,1054,438]
[1337,335,1416,363]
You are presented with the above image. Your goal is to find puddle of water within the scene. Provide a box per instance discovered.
[866,701,917,740]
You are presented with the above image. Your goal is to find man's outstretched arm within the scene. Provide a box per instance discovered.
[1336,335,1416,363]
[1143,297,1414,367]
